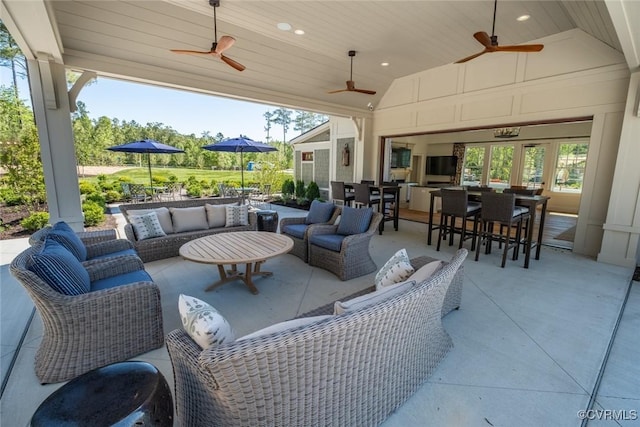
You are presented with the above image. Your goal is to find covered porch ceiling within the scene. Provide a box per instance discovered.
[2,0,639,118]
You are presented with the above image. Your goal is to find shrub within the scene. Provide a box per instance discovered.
[281,179,295,197]
[85,192,106,208]
[82,201,105,226]
[79,181,99,195]
[306,181,320,201]
[20,211,50,231]
[295,180,306,199]
[186,184,203,198]
[167,174,178,183]
[104,190,121,203]
[186,175,198,185]
[0,187,23,206]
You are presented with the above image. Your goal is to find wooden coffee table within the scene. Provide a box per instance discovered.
[179,231,294,294]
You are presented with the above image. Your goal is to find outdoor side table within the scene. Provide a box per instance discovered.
[256,210,279,232]
[31,361,173,427]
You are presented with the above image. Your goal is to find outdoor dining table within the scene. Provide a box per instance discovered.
[345,183,400,234]
[427,190,550,268]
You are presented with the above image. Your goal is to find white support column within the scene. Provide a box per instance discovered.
[598,71,640,267]
[28,57,84,231]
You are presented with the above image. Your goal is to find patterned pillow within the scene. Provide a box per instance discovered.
[205,203,237,228]
[375,248,415,289]
[126,207,173,234]
[337,206,373,236]
[27,238,90,295]
[178,294,235,350]
[48,221,87,261]
[334,279,415,315]
[169,206,208,233]
[305,200,335,225]
[225,204,249,227]
[129,211,167,240]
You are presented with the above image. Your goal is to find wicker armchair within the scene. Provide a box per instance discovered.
[279,205,342,262]
[10,245,164,383]
[307,211,383,280]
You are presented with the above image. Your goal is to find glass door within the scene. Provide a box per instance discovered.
[519,144,548,189]
[488,145,514,190]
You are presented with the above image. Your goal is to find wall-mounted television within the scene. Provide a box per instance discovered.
[426,155,457,176]
[391,147,411,168]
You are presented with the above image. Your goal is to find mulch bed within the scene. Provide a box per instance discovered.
[0,203,117,241]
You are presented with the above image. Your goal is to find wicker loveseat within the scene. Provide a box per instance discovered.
[166,249,467,427]
[120,197,257,262]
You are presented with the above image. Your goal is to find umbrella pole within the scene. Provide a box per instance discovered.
[147,153,153,189]
[240,150,245,204]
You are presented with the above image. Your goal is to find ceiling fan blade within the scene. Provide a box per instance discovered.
[170,49,214,55]
[473,31,492,48]
[220,54,246,71]
[496,44,544,52]
[327,89,349,94]
[214,35,236,54]
[353,88,377,95]
[455,49,489,64]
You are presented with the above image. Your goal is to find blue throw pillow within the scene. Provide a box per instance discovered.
[337,206,374,236]
[305,200,335,225]
[27,238,90,295]
[48,221,88,261]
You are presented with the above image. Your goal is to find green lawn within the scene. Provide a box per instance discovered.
[82,167,290,185]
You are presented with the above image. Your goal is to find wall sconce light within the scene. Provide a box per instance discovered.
[493,127,520,138]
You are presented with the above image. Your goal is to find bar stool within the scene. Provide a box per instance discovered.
[331,181,355,207]
[475,192,530,268]
[437,188,481,251]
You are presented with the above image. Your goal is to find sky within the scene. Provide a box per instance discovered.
[2,70,287,142]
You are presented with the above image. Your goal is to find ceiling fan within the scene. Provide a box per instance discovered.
[455,0,544,64]
[170,0,245,72]
[328,51,376,95]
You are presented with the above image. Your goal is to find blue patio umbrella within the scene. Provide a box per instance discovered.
[201,137,277,201]
[107,139,185,187]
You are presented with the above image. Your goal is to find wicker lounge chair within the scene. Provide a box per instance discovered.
[10,245,164,383]
[279,202,341,262]
[29,225,117,246]
[307,209,383,280]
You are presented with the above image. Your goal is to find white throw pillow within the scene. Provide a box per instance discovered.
[409,260,443,284]
[374,248,415,290]
[225,204,249,227]
[334,279,415,315]
[237,315,332,341]
[178,294,235,350]
[170,206,208,233]
[129,211,167,240]
[127,207,173,234]
[205,203,237,228]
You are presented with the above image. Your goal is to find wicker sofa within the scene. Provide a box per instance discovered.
[166,249,467,427]
[120,197,257,262]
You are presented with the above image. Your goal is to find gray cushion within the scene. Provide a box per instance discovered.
[305,200,335,225]
[337,206,373,235]
[27,238,90,295]
[205,203,238,228]
[170,206,209,233]
[282,224,308,239]
[48,221,87,261]
[309,234,346,252]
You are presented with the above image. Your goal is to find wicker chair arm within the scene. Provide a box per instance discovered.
[123,224,138,242]
[76,229,118,245]
[306,224,339,237]
[85,255,145,282]
[85,239,134,259]
[279,216,307,228]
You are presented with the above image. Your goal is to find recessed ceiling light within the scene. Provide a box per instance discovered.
[277,22,292,31]
[294,29,305,35]
[516,14,530,22]
[381,62,389,67]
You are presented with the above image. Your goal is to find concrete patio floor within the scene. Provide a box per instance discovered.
[1,205,638,426]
